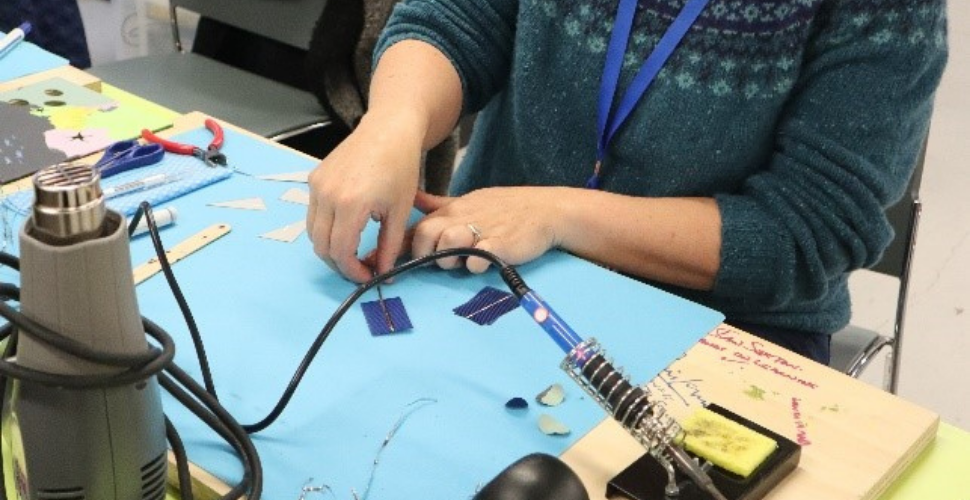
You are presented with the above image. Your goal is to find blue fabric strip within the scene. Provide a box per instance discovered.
[595,0,640,160]
[593,0,712,182]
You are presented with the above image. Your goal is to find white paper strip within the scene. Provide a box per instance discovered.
[280,188,310,206]
[208,197,267,211]
[259,219,306,243]
[257,171,310,183]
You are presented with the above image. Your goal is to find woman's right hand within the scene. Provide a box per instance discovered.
[307,112,424,283]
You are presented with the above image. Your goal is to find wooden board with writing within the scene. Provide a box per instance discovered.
[562,325,939,500]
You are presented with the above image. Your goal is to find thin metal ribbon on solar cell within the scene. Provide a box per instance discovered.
[587,0,712,189]
[361,282,413,335]
[453,286,520,326]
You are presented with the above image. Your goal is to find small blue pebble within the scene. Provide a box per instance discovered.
[505,397,529,410]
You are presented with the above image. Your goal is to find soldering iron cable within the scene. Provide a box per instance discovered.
[235,247,725,500]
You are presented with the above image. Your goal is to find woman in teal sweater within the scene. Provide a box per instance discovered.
[306,0,948,363]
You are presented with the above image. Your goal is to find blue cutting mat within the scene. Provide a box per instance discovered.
[3,125,724,500]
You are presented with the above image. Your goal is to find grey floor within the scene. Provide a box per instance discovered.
[78,0,970,430]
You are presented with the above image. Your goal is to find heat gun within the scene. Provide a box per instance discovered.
[1,163,167,500]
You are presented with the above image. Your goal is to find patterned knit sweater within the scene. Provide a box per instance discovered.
[376,0,948,335]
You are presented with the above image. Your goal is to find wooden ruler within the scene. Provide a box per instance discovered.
[132,223,231,285]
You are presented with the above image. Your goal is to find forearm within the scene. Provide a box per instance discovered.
[555,188,722,291]
[365,40,463,150]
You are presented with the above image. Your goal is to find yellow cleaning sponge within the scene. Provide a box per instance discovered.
[680,407,778,478]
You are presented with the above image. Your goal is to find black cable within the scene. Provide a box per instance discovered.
[0,282,19,301]
[161,377,251,500]
[133,204,259,500]
[166,416,195,500]
[132,209,260,500]
[131,201,219,399]
[160,367,262,500]
[0,313,174,388]
[127,203,146,236]
[0,303,257,500]
[1,205,529,496]
[0,251,18,271]
[127,218,516,486]
[135,204,259,500]
[0,296,160,367]
[161,374,239,454]
[243,247,513,434]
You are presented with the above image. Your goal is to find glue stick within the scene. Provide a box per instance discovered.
[128,206,178,237]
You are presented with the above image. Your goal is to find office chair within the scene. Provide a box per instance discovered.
[88,0,330,141]
[828,139,928,394]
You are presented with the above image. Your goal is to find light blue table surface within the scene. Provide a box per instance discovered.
[0,32,67,83]
[1,127,724,500]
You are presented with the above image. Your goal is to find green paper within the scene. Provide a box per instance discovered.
[880,422,970,499]
[95,84,177,140]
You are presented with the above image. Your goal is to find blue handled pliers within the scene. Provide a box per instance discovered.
[94,140,165,179]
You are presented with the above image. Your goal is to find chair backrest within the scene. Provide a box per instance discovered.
[830,133,928,391]
[174,0,327,50]
[870,137,927,278]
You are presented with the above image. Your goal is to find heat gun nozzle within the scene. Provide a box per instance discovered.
[30,163,107,244]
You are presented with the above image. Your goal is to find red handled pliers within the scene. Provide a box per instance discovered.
[141,118,228,167]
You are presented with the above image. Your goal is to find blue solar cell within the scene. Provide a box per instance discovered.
[453,286,519,325]
[361,297,413,335]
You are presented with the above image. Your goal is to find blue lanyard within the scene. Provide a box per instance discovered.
[587,0,712,189]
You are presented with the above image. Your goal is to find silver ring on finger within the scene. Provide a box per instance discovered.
[467,223,483,247]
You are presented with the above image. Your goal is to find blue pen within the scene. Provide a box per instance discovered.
[0,22,31,60]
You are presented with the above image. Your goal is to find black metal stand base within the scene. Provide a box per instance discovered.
[607,404,800,500]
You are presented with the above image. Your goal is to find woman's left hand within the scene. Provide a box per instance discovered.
[409,186,572,273]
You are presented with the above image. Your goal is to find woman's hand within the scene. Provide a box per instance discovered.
[411,187,722,291]
[409,186,572,273]
[307,113,423,283]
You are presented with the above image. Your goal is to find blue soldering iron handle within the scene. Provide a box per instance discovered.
[501,267,728,500]
[518,290,586,356]
[517,286,673,443]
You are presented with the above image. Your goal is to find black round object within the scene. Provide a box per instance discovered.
[473,453,590,500]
